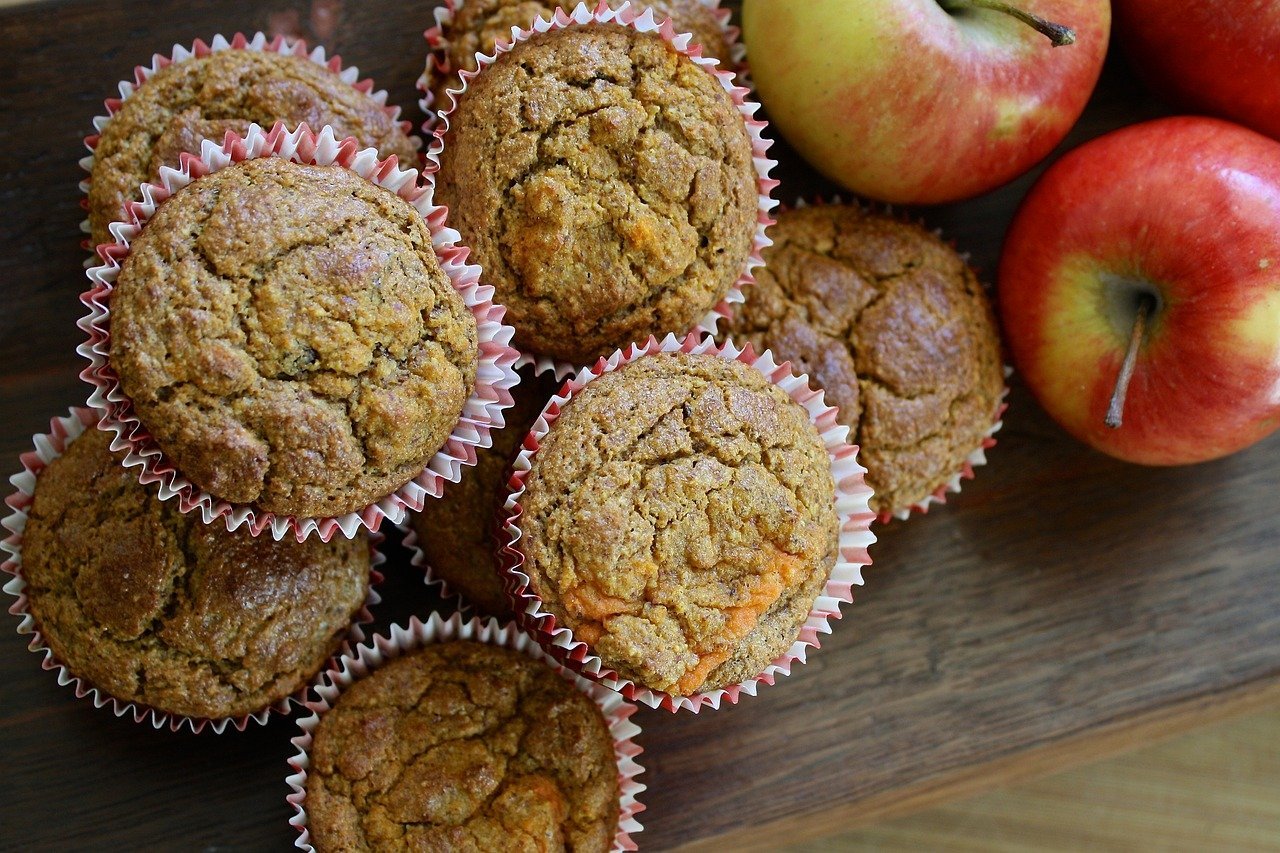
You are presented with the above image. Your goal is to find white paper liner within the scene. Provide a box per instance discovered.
[0,407,387,735]
[79,31,420,257]
[286,612,646,851]
[397,518,470,612]
[77,121,522,542]
[422,1,778,380]
[767,196,1011,524]
[418,0,747,125]
[499,331,877,712]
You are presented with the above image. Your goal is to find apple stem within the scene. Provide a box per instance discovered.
[938,0,1077,46]
[1105,295,1155,430]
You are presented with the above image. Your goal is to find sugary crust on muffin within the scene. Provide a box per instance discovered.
[305,641,619,852]
[722,205,1005,514]
[111,157,477,518]
[519,352,838,696]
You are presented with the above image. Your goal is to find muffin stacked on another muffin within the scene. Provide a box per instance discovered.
[720,204,1005,517]
[514,352,840,697]
[109,156,478,519]
[426,0,733,114]
[412,368,560,615]
[433,21,760,366]
[304,641,620,851]
[88,47,418,247]
[21,429,371,721]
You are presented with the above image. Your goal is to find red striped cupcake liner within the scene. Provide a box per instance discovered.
[422,1,778,380]
[499,331,877,712]
[79,31,419,258]
[77,121,522,542]
[418,0,747,126]
[287,612,645,851]
[1,407,386,734]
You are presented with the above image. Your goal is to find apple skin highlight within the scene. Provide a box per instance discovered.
[998,116,1280,465]
[742,0,1110,204]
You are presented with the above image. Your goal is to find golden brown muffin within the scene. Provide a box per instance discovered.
[412,369,560,615]
[21,429,370,720]
[429,0,733,112]
[721,205,1005,516]
[110,157,477,519]
[517,352,838,696]
[89,48,418,247]
[434,24,758,365]
[305,641,619,852]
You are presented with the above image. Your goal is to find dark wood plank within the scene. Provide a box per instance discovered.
[2,1,1277,850]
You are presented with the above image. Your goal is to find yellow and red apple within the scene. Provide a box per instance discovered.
[999,116,1280,465]
[741,0,1110,205]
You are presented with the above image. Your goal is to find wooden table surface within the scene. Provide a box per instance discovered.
[2,1,1278,850]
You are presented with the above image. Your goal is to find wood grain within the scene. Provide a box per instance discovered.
[1,1,1278,850]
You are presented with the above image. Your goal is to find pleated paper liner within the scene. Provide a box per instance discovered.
[286,612,646,851]
[422,1,778,381]
[77,121,522,542]
[499,332,877,712]
[1,407,387,734]
[79,31,419,259]
[418,0,747,126]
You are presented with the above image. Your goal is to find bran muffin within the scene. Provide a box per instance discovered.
[433,23,759,366]
[720,205,1005,516]
[412,368,560,615]
[304,641,620,852]
[428,0,732,113]
[109,156,478,519]
[516,352,839,697]
[20,428,371,720]
[88,47,418,247]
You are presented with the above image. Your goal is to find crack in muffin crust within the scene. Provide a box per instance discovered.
[111,157,478,518]
[721,205,1005,515]
[305,642,619,852]
[89,49,418,247]
[21,429,371,720]
[518,352,839,696]
[435,24,757,365]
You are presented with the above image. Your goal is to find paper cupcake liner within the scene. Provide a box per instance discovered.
[396,518,470,612]
[774,196,1011,524]
[418,0,747,126]
[79,31,420,258]
[0,407,387,734]
[498,331,877,712]
[423,1,778,380]
[286,612,645,851]
[77,122,522,542]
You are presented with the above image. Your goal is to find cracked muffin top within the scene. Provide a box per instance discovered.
[429,0,732,114]
[88,48,418,247]
[517,352,839,696]
[305,641,619,852]
[413,368,560,616]
[21,428,370,720]
[720,205,1005,516]
[110,157,478,519]
[433,23,758,366]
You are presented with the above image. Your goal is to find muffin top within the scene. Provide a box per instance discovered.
[413,368,560,616]
[721,205,1005,515]
[434,23,758,365]
[430,0,732,112]
[89,48,418,247]
[518,352,838,696]
[21,428,370,720]
[110,157,477,519]
[305,641,619,852]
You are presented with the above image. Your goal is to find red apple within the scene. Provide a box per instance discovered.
[1115,0,1280,141]
[999,116,1280,465]
[741,0,1110,205]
